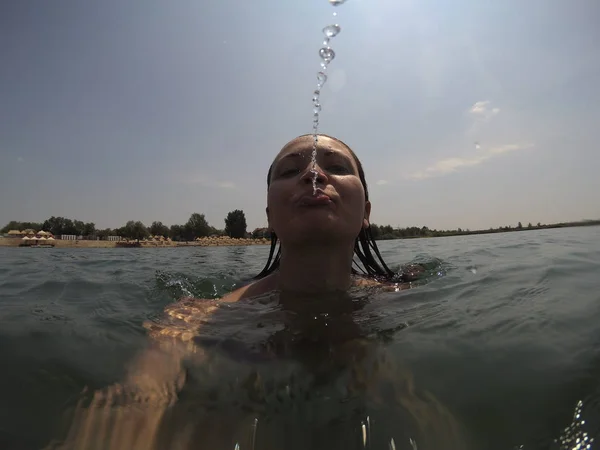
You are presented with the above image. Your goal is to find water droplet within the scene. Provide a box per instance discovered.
[323,24,341,38]
[314,89,321,96]
[317,72,328,85]
[361,421,367,447]
[329,0,347,5]
[319,47,335,63]
[251,418,258,450]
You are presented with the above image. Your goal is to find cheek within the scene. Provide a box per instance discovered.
[266,188,288,222]
[340,179,366,205]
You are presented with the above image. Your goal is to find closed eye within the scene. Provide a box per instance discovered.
[280,168,300,177]
[326,165,351,174]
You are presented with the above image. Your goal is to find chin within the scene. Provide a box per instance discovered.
[280,218,359,245]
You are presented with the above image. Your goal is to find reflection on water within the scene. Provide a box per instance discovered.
[48,281,468,450]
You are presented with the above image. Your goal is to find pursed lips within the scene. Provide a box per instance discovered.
[297,190,335,207]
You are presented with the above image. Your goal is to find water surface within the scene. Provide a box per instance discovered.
[1,226,599,449]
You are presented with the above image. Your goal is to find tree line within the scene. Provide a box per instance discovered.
[3,216,599,241]
[0,210,253,241]
[369,220,600,240]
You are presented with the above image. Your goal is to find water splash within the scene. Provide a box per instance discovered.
[361,421,367,447]
[310,1,347,194]
[554,400,593,449]
[360,415,371,448]
[252,417,258,450]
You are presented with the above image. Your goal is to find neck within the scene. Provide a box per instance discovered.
[276,241,355,293]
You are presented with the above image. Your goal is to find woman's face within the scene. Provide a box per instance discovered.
[267,135,371,246]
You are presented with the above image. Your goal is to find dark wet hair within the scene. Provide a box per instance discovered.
[254,134,400,282]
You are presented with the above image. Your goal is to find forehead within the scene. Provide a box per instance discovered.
[273,136,357,167]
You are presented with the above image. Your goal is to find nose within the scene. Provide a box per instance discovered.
[301,163,328,185]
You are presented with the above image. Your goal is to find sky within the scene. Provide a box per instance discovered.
[1,0,599,232]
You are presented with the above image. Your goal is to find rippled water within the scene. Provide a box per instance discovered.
[1,226,599,449]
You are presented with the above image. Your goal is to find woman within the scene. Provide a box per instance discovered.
[216,133,415,302]
[49,135,464,450]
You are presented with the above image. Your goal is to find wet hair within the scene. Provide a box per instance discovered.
[254,134,400,282]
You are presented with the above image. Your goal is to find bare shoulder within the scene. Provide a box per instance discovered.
[220,274,277,302]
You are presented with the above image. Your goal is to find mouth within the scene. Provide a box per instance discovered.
[298,192,334,207]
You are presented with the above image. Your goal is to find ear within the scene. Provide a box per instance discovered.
[362,201,371,229]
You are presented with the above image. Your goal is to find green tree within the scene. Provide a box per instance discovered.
[82,222,96,237]
[1,221,23,233]
[370,224,381,239]
[149,221,170,237]
[63,219,79,235]
[120,220,149,240]
[252,227,270,239]
[42,216,67,235]
[169,224,185,241]
[184,213,210,240]
[97,228,112,239]
[225,210,247,238]
[71,220,84,235]
[517,222,523,229]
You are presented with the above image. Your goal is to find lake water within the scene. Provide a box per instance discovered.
[1,226,599,450]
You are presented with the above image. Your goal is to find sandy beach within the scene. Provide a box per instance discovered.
[0,236,270,249]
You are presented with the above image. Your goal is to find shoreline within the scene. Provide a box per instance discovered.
[0,237,270,249]
[2,223,598,249]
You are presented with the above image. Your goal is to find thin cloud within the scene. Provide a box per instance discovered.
[375,179,389,186]
[469,100,500,120]
[466,100,501,140]
[409,143,533,180]
[470,100,490,114]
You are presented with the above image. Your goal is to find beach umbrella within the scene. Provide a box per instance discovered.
[22,236,31,240]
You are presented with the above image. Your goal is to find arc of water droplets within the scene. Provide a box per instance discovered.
[310,1,346,194]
